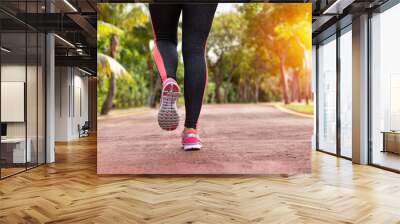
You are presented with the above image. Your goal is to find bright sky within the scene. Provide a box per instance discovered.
[216,3,239,14]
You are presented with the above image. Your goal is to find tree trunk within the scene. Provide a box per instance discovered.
[147,56,159,108]
[279,54,289,105]
[215,78,222,104]
[213,59,226,104]
[243,84,247,101]
[294,70,301,102]
[100,33,119,115]
[239,82,243,102]
[244,79,250,102]
[305,68,311,105]
[148,78,161,108]
[223,72,234,103]
[100,72,116,115]
[304,50,312,105]
[223,83,229,103]
[289,74,294,102]
[254,76,262,103]
[148,58,154,97]
[255,83,260,103]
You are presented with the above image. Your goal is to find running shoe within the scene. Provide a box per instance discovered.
[158,78,180,131]
[182,129,202,151]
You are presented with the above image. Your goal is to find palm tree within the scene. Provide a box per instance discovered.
[100,33,119,115]
[97,4,154,113]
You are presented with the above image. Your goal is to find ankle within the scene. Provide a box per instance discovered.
[164,77,176,83]
[184,127,196,133]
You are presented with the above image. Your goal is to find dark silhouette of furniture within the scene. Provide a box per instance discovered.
[382,131,400,154]
[78,121,90,138]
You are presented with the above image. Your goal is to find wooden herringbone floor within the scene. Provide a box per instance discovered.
[1,135,400,223]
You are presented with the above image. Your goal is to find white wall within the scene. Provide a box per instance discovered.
[54,67,89,141]
[72,72,89,138]
[1,65,29,138]
[1,82,25,122]
[55,66,70,141]
[1,64,46,164]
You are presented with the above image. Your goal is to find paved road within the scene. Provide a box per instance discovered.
[98,104,313,174]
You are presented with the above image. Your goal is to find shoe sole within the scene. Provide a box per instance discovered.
[182,143,202,151]
[158,83,180,131]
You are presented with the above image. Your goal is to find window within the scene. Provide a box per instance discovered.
[317,36,337,154]
[340,28,352,158]
[0,1,46,179]
[371,3,400,171]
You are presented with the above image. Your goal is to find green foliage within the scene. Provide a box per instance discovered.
[97,75,108,112]
[285,102,314,115]
[97,4,154,112]
[97,3,312,111]
[114,77,147,108]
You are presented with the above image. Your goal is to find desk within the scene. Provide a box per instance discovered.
[382,131,400,154]
[1,138,31,163]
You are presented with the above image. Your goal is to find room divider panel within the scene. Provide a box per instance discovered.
[0,0,47,179]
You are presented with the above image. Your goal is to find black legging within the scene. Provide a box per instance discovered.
[149,4,217,129]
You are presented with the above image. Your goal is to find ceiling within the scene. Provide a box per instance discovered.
[0,0,97,74]
[312,0,391,44]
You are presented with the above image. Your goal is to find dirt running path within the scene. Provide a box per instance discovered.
[98,104,313,174]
